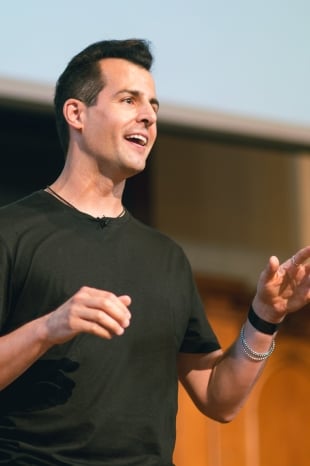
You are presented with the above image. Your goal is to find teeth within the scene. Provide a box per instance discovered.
[126,134,147,146]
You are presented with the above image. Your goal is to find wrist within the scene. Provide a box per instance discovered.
[248,305,281,335]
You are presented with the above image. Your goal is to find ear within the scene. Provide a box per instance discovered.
[63,98,85,130]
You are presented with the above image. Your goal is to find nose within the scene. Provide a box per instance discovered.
[137,102,157,128]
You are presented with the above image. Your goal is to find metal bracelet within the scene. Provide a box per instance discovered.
[240,325,275,361]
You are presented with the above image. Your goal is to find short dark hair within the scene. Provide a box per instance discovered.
[54,39,153,154]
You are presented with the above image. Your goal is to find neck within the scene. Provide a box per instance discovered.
[50,151,129,217]
[47,173,126,218]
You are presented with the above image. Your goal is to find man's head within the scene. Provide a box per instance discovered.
[54,39,154,155]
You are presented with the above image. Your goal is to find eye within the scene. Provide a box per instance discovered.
[152,104,159,114]
[123,97,134,104]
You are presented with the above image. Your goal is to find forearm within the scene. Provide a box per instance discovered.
[180,248,310,423]
[0,315,52,390]
[207,246,310,421]
[206,318,276,422]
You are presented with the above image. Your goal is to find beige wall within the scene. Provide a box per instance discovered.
[152,132,309,288]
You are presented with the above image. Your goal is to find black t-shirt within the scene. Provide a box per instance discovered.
[0,191,220,465]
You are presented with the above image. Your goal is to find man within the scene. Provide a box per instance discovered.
[0,39,309,465]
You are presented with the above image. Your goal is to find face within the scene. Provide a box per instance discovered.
[76,58,159,180]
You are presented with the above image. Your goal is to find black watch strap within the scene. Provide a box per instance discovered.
[248,305,280,335]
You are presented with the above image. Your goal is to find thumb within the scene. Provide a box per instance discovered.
[262,255,280,281]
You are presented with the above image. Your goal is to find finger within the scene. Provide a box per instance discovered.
[118,295,132,308]
[87,297,131,329]
[288,245,310,268]
[72,314,125,339]
[46,304,125,343]
[100,293,131,321]
[78,287,131,323]
[66,288,132,338]
[82,308,130,336]
[262,255,280,280]
[118,295,132,322]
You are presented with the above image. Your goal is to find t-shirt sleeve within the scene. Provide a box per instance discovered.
[178,253,221,354]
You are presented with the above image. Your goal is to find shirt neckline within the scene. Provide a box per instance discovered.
[39,189,130,225]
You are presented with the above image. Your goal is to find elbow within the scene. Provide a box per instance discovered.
[199,405,240,424]
[213,412,237,424]
[208,415,234,424]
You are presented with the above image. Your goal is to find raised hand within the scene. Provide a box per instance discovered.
[253,245,310,322]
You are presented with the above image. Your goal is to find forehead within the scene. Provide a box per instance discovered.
[98,58,156,94]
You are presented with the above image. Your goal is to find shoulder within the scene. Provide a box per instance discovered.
[0,191,45,216]
[0,190,48,240]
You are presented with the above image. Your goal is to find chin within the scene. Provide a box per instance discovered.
[127,158,147,175]
[125,165,145,178]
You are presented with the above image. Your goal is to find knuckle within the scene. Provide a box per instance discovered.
[102,290,114,301]
[77,286,90,297]
[70,294,79,305]
[79,285,91,293]
[72,286,89,303]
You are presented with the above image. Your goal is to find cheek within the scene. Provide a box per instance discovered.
[82,125,111,155]
[150,126,157,145]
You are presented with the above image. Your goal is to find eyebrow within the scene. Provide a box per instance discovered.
[116,89,160,110]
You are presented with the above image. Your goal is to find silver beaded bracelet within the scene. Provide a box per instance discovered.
[240,325,275,361]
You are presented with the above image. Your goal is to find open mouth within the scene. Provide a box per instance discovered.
[125,134,148,147]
